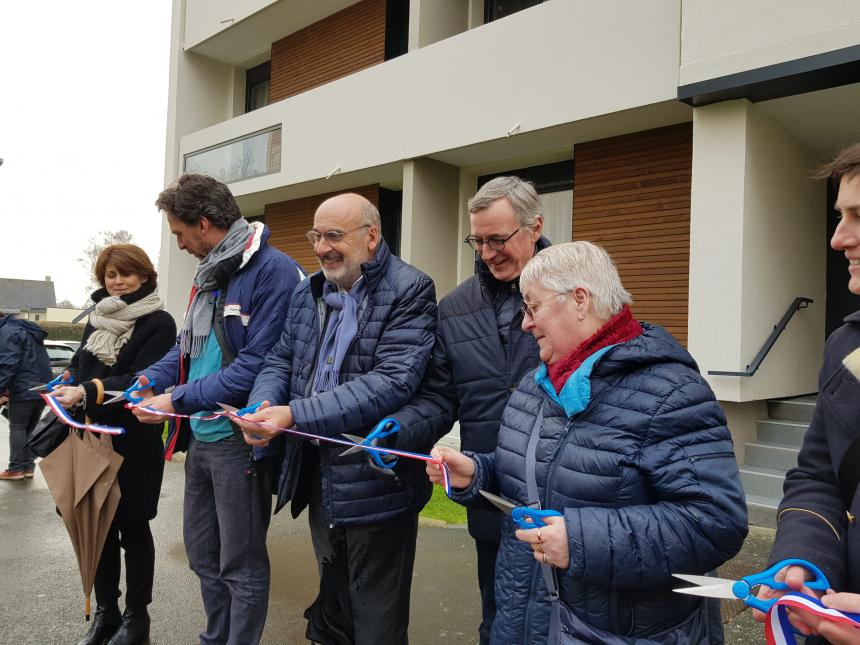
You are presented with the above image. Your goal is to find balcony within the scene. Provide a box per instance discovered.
[184,127,281,185]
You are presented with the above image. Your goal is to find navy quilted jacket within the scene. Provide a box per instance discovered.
[454,324,748,644]
[393,237,551,542]
[250,241,438,524]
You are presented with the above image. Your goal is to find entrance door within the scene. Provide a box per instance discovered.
[826,182,860,336]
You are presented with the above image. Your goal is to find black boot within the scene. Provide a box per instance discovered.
[75,604,121,645]
[106,607,150,645]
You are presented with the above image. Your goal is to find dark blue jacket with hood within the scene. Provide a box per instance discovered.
[0,315,52,402]
[452,323,748,644]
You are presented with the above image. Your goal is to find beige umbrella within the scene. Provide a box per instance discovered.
[39,430,123,620]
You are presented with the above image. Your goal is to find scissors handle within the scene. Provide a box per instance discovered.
[740,558,831,613]
[366,418,400,470]
[48,373,74,389]
[124,377,157,404]
[512,507,563,530]
[235,401,264,416]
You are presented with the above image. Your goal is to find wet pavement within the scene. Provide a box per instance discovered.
[0,415,773,644]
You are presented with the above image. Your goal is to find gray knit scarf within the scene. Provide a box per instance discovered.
[87,291,163,366]
[180,218,252,358]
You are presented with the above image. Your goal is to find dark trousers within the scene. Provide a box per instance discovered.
[94,521,155,608]
[7,398,43,471]
[307,474,418,645]
[183,436,273,645]
[475,539,500,645]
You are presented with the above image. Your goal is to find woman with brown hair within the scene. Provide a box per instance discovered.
[52,244,176,645]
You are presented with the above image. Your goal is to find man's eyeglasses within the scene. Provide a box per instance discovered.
[463,227,522,252]
[520,291,568,318]
[306,224,370,246]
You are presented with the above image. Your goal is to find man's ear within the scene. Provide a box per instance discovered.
[367,226,381,253]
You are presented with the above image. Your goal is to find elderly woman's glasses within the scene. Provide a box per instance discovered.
[306,224,370,246]
[463,227,522,252]
[520,291,568,318]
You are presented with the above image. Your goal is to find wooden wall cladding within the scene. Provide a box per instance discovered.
[265,185,380,274]
[572,123,693,345]
[269,0,387,104]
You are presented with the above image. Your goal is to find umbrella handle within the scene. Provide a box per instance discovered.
[86,594,91,621]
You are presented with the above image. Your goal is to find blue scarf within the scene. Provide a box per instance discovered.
[313,278,367,393]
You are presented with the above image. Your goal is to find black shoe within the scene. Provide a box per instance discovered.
[106,607,150,645]
[75,604,121,645]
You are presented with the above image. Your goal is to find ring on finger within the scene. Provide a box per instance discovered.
[536,528,542,542]
[536,542,544,554]
[542,552,549,565]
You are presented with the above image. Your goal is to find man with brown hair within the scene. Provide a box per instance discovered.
[755,144,860,643]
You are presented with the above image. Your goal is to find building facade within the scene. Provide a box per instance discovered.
[161,0,860,515]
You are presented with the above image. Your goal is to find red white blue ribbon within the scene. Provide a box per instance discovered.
[125,402,453,495]
[41,393,125,435]
[766,593,860,644]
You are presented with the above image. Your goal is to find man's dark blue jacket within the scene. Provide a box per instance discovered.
[0,315,51,402]
[393,238,550,542]
[453,324,748,643]
[249,240,437,525]
[771,310,860,602]
[144,223,303,459]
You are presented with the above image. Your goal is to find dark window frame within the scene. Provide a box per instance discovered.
[484,0,544,24]
[245,61,271,113]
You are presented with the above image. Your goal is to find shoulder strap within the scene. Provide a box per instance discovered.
[524,402,563,645]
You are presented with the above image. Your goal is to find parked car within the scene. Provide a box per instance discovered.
[54,340,81,352]
[44,340,76,377]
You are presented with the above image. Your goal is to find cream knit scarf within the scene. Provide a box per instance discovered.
[85,291,163,366]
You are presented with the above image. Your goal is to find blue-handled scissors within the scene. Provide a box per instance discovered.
[479,490,563,529]
[103,377,159,405]
[216,401,265,417]
[340,418,401,473]
[28,373,74,392]
[673,558,857,615]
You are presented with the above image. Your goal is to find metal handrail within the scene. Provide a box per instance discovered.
[708,297,814,377]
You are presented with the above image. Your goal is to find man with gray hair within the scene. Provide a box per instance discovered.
[391,176,551,644]
[235,192,438,644]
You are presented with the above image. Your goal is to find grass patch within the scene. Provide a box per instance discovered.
[420,485,468,524]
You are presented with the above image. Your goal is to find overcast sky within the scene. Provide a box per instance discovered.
[0,2,172,306]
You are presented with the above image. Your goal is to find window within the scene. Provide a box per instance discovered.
[245,62,271,113]
[485,0,544,23]
[184,126,281,185]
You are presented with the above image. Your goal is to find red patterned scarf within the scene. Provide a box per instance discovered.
[547,305,642,393]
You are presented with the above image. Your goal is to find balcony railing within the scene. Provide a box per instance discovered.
[184,126,281,184]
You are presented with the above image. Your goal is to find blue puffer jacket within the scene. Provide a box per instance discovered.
[393,237,550,542]
[454,324,748,644]
[144,223,303,459]
[0,315,52,402]
[250,241,438,524]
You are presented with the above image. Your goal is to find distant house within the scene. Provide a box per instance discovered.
[0,276,57,321]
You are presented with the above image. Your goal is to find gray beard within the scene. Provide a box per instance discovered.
[321,262,363,290]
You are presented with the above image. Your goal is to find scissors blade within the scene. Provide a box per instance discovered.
[478,490,516,514]
[102,391,128,405]
[673,573,737,587]
[673,582,736,599]
[339,434,367,456]
[216,402,239,414]
[28,384,49,392]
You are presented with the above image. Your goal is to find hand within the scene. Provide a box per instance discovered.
[516,515,569,570]
[427,446,475,489]
[812,591,860,644]
[132,393,175,424]
[0,394,8,405]
[132,374,155,401]
[51,385,85,409]
[232,402,292,448]
[752,565,821,636]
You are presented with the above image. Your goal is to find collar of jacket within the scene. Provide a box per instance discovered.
[534,344,617,418]
[310,238,393,298]
[475,235,552,296]
[845,309,860,325]
[89,279,158,306]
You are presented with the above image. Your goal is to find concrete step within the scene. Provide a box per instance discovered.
[740,465,787,501]
[767,396,817,423]
[744,441,800,471]
[755,419,809,447]
[746,494,779,529]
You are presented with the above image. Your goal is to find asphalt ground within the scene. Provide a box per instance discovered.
[0,414,773,644]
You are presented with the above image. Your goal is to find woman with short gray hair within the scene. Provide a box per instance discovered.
[429,242,748,644]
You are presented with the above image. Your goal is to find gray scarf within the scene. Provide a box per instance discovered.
[87,291,163,366]
[312,278,367,393]
[180,218,252,358]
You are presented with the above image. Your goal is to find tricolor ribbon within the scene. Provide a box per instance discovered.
[41,393,125,435]
[766,592,860,644]
[126,402,453,496]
